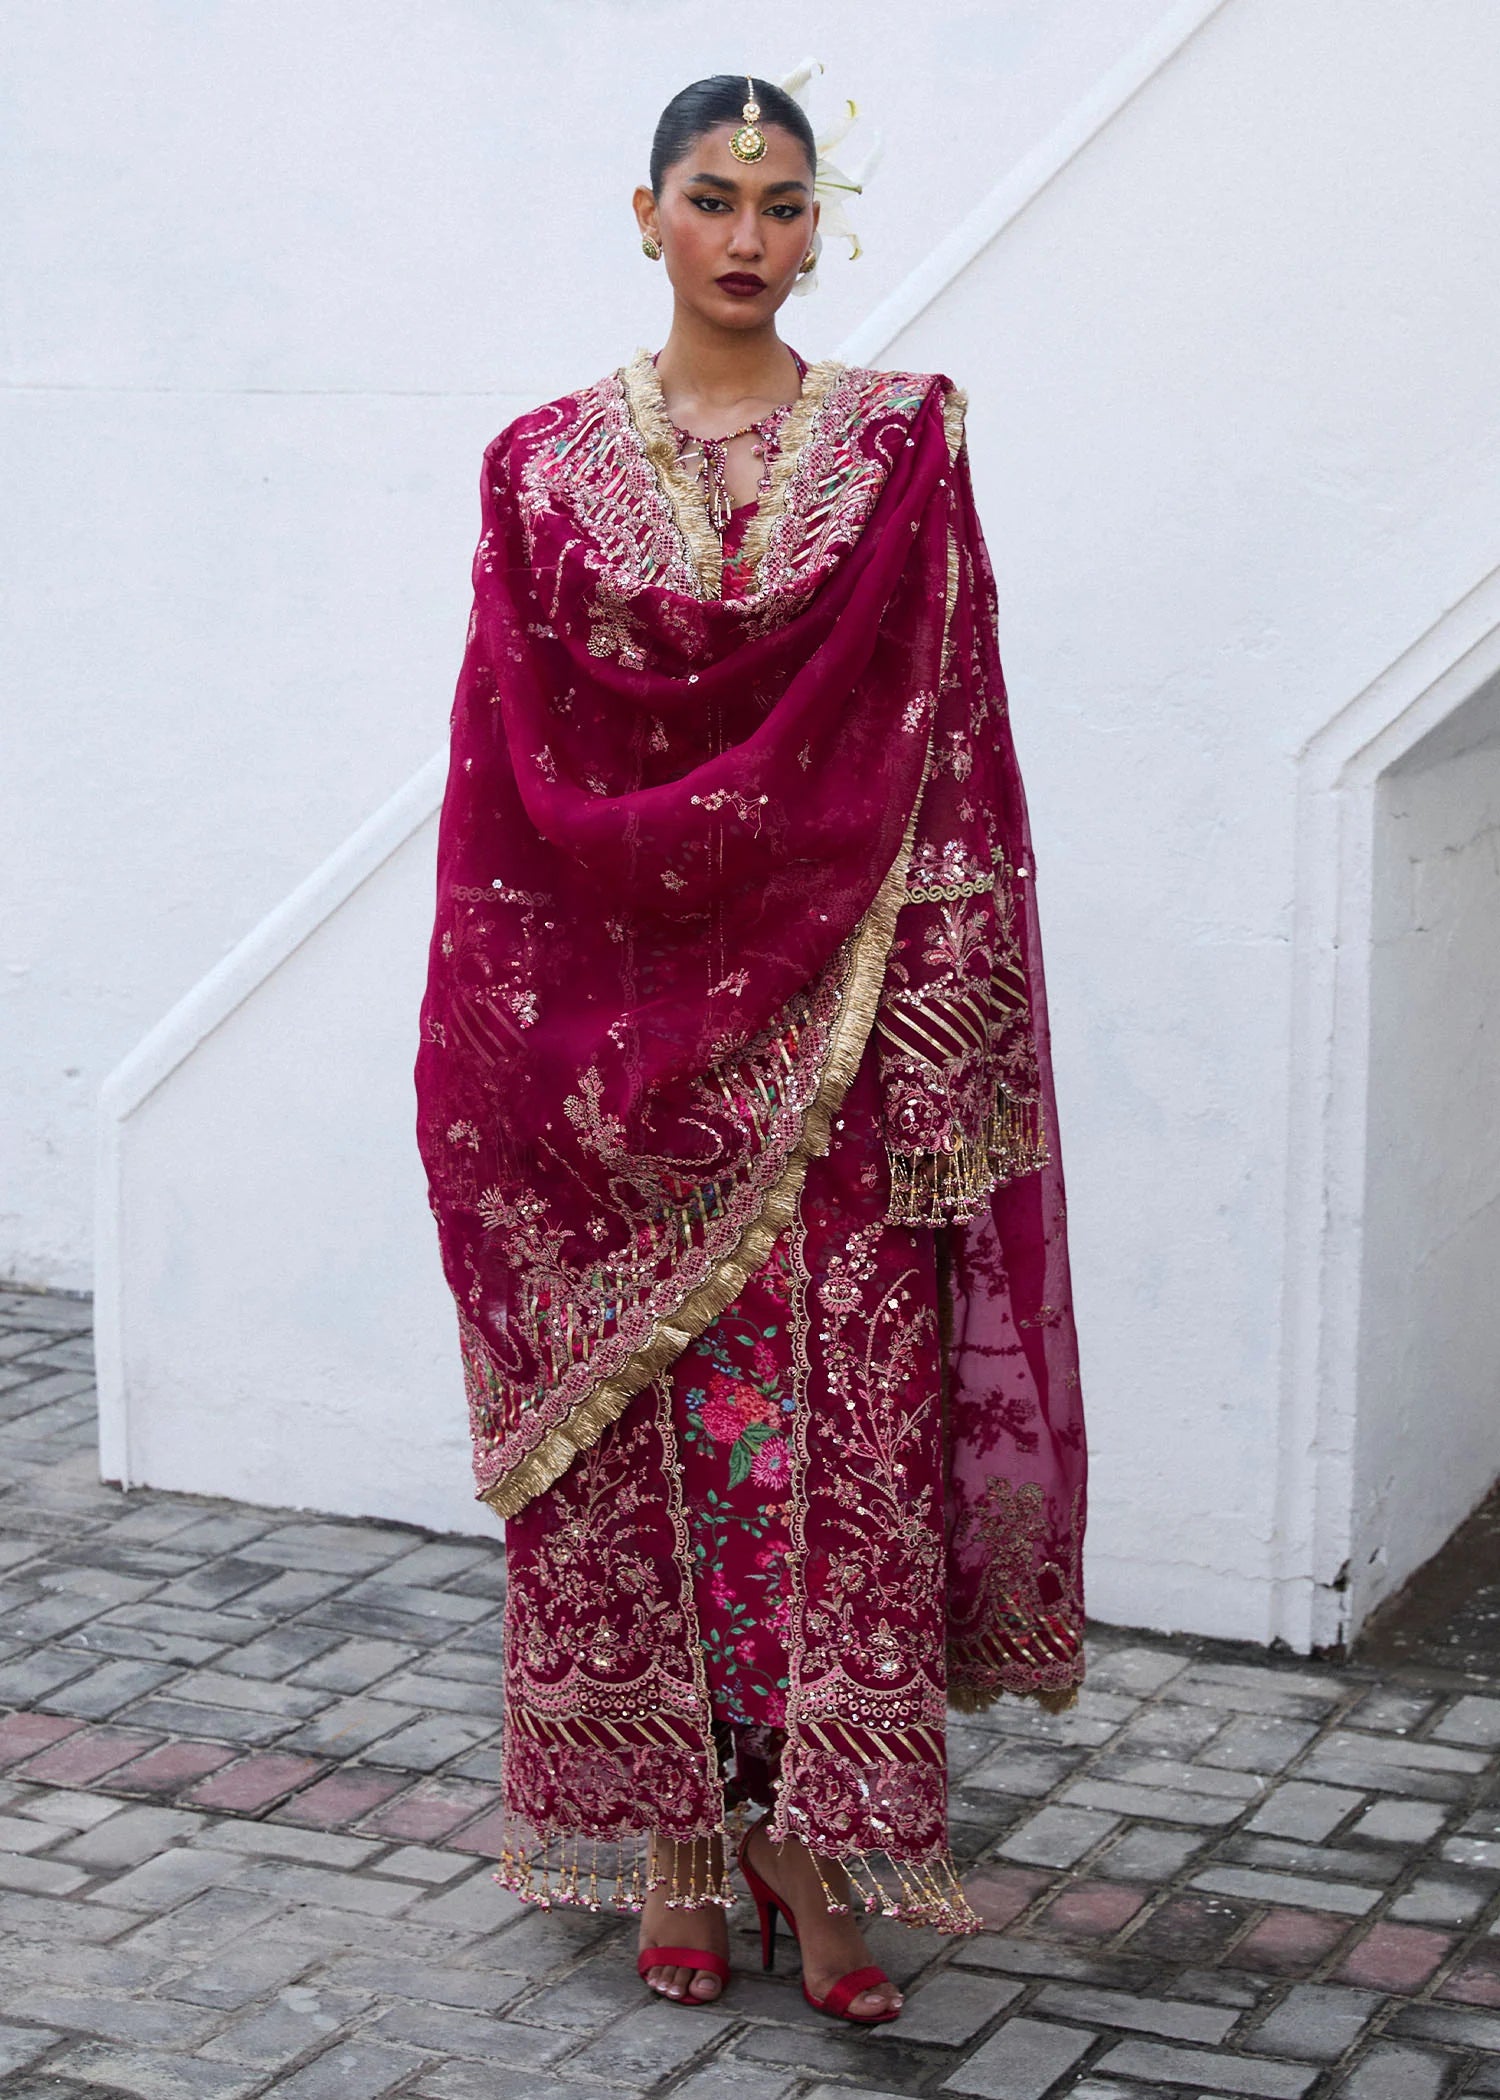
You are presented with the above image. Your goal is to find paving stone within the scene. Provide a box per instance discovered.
[1200,1714,1320,1773]
[42,2040,263,2098]
[326,1950,529,2010]
[12,1784,124,1828]
[1170,1966,1263,2007]
[1390,2004,1500,2050]
[225,1856,420,1915]
[1442,1835,1500,1871]
[121,1885,283,1957]
[1126,1891,1251,1962]
[1432,1696,1500,1747]
[0,1805,79,1851]
[15,1723,163,1785]
[678,2071,798,2100]
[181,1750,327,1812]
[1249,1781,1366,1841]
[1083,1646,1191,1697]
[203,1983,374,2067]
[0,1885,139,1941]
[241,1522,417,1573]
[1033,1982,1236,2042]
[193,1820,381,1867]
[152,1559,281,1609]
[963,1744,1083,1797]
[1390,1874,1489,1925]
[9,1980,224,2047]
[106,1602,261,1648]
[217,1625,346,1680]
[57,1805,205,1869]
[1066,1778,1252,1827]
[250,2038,431,2098]
[0,1710,82,1765]
[998,1804,1120,1868]
[1435,1941,1500,2006]
[273,1765,411,1828]
[1192,1866,1382,1915]
[563,1998,736,2087]
[1097,1825,1207,1881]
[0,2020,66,2075]
[940,2013,1096,2097]
[1101,2040,1317,2093]
[167,1667,331,1721]
[359,1712,501,1771]
[357,1775,500,1843]
[67,1616,226,1666]
[413,2067,626,2100]
[954,1933,1148,1985]
[229,1570,351,1619]
[442,1805,508,1858]
[877,1966,1017,2043]
[0,1849,92,1892]
[1246,1983,1382,2061]
[107,1739,237,1793]
[0,1647,96,1703]
[1337,2042,1450,2100]
[1305,1753,1472,1802]
[371,1998,580,2063]
[1224,1836,1401,1885]
[92,1845,236,1910]
[161,1935,320,2008]
[115,1696,292,1747]
[1230,1907,1351,1975]
[1038,1879,1148,1941]
[365,1843,471,1884]
[508,1950,665,2031]
[1353,1799,1450,1846]
[278,1696,420,1758]
[293,1639,419,1693]
[376,1672,507,1721]
[1335,1921,1454,1991]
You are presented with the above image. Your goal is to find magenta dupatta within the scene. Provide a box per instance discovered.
[415,354,1086,1882]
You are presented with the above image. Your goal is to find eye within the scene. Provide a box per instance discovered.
[767,204,806,221]
[690,195,730,213]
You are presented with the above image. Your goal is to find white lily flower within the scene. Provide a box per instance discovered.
[777,58,880,290]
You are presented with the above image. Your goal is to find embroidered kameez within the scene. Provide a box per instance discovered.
[415,348,1086,1932]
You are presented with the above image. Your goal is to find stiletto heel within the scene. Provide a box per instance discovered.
[736,1824,900,2026]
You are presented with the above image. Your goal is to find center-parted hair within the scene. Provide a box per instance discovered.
[649,75,817,195]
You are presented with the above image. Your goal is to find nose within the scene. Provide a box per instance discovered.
[725,207,765,262]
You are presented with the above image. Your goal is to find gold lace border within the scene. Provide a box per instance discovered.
[479,801,922,1520]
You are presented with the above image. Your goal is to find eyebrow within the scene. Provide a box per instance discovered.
[684,171,811,197]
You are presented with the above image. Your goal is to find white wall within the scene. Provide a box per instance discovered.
[884,0,1500,1642]
[1354,677,1500,1626]
[2,0,1177,1289]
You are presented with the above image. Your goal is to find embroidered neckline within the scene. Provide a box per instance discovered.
[620,347,842,599]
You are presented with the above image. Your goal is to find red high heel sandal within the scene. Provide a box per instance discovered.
[635,1944,730,2007]
[737,1825,901,2026]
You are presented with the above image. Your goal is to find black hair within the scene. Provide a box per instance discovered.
[649,74,816,194]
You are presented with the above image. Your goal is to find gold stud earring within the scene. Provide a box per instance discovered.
[641,234,662,261]
[798,248,817,275]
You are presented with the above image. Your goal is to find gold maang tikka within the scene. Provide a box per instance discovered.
[728,76,767,162]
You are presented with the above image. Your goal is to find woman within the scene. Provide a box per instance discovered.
[415,73,1086,2026]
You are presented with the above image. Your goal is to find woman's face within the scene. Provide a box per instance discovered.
[635,123,818,329]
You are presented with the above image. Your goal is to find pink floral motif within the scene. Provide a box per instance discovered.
[751,1437,791,1489]
[701,1395,750,1444]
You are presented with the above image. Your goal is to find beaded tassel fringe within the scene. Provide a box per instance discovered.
[886,1089,1048,1228]
[492,1813,981,1935]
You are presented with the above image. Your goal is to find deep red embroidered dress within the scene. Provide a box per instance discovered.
[415,349,1086,1930]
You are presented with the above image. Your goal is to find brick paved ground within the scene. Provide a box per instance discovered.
[2,1285,1499,2100]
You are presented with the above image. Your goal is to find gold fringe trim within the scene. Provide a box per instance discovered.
[480,796,924,1520]
[735,357,842,585]
[619,348,842,601]
[942,381,968,466]
[886,1091,1048,1228]
[493,1813,981,1934]
[948,1679,1081,1717]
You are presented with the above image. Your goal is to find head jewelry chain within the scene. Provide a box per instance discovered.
[728,76,767,163]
